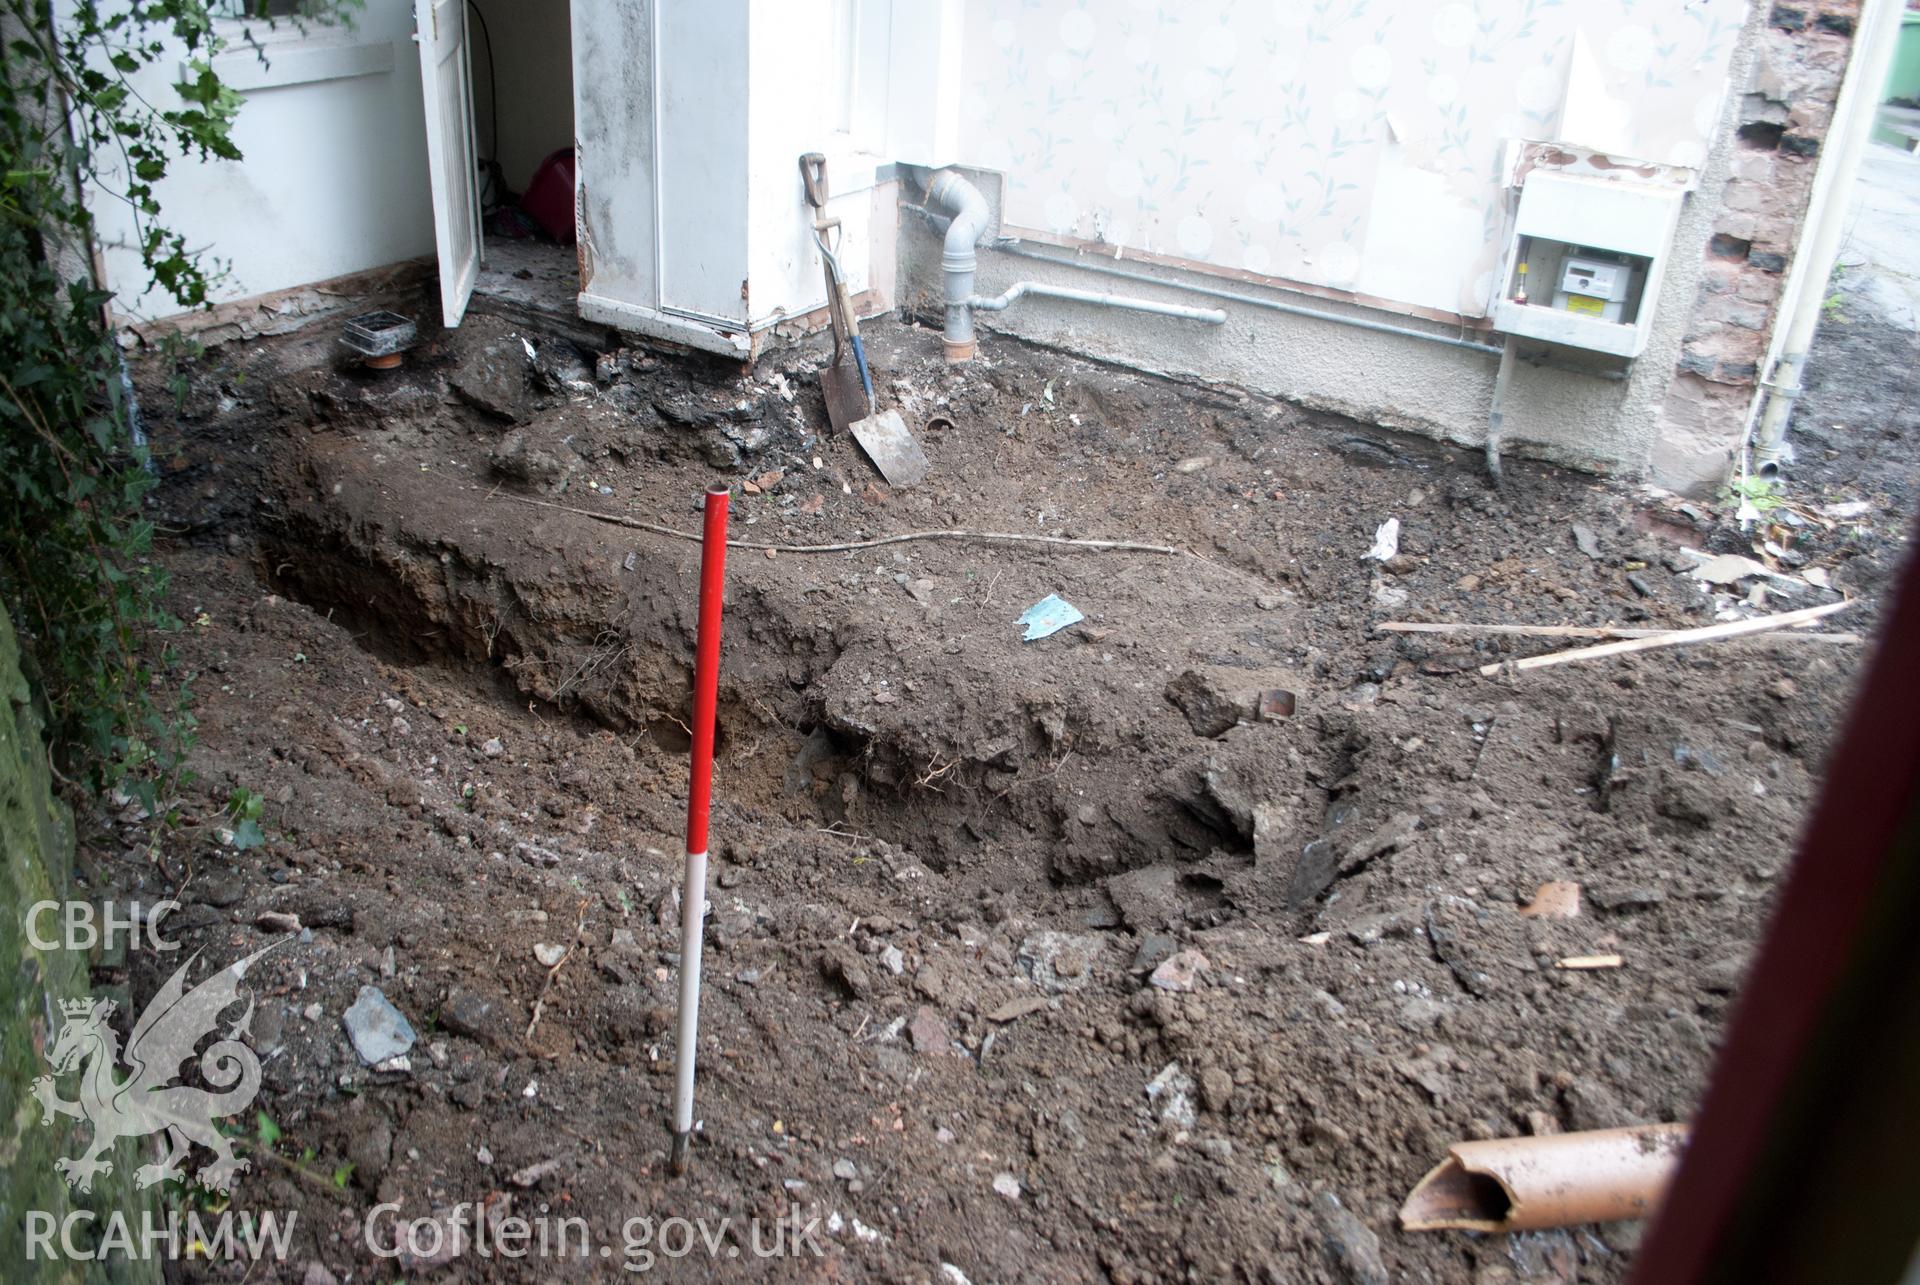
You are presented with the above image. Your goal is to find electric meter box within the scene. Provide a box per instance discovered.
[1556,256,1630,321]
[1493,171,1687,359]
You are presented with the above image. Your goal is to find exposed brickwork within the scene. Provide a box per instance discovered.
[1677,2,1857,388]
[1652,1,1862,491]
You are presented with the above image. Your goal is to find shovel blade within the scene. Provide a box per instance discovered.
[819,362,869,435]
[850,408,930,488]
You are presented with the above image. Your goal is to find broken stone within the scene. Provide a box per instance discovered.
[1165,669,1246,738]
[1130,934,1177,975]
[1145,1062,1197,1128]
[1589,886,1667,913]
[1312,1191,1387,1285]
[1393,1044,1454,1103]
[818,942,874,999]
[1149,949,1209,992]
[992,1172,1022,1200]
[533,942,568,968]
[1426,899,1494,998]
[439,988,504,1044]
[509,1159,562,1188]
[1690,553,1770,585]
[1198,1065,1233,1114]
[986,994,1049,1023]
[1106,864,1183,931]
[451,333,537,423]
[342,986,416,1066]
[1341,812,1421,873]
[1571,523,1601,560]
[198,879,245,909]
[1287,812,1420,908]
[1016,932,1099,993]
[254,910,301,933]
[1342,902,1422,945]
[344,1107,393,1188]
[488,430,574,487]
[1519,880,1582,919]
[908,1006,950,1054]
[1285,838,1341,909]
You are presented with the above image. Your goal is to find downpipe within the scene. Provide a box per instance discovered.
[923,170,1225,360]
[1748,0,1905,475]
[925,170,989,363]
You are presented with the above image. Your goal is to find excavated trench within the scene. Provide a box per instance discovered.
[118,305,1884,1281]
[255,446,1352,924]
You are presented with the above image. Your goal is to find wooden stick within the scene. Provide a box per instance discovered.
[1477,601,1855,676]
[1380,620,1860,644]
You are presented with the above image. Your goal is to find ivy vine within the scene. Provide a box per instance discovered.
[0,0,353,807]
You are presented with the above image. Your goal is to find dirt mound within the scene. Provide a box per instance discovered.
[104,306,1895,1281]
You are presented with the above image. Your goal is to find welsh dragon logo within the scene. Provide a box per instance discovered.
[32,944,277,1194]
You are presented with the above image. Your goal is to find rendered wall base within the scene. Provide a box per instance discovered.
[903,219,1649,478]
[578,292,754,359]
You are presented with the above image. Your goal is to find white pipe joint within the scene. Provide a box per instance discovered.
[925,169,990,362]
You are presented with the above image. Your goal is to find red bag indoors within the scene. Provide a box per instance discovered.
[521,148,576,245]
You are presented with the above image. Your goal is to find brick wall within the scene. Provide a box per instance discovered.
[1655,3,1860,486]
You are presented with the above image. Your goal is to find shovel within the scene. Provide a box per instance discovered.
[799,154,869,434]
[799,154,930,489]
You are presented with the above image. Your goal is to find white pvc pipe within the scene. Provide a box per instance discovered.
[995,242,1508,356]
[1748,0,1906,473]
[926,169,991,361]
[968,281,1227,324]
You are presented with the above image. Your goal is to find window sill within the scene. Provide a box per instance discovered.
[202,23,393,92]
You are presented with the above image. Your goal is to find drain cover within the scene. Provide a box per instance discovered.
[340,310,418,361]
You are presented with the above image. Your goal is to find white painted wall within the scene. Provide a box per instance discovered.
[746,0,886,325]
[956,0,1747,322]
[84,0,434,318]
[468,0,573,193]
[897,2,1771,486]
[574,0,934,354]
[572,0,658,328]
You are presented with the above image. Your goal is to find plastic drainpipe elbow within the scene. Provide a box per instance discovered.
[926,170,990,363]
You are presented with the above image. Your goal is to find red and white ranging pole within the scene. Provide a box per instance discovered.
[670,485,729,1174]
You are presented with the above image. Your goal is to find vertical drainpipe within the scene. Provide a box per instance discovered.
[924,170,990,362]
[1749,0,1906,472]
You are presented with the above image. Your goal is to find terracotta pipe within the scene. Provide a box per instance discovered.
[1400,1124,1689,1233]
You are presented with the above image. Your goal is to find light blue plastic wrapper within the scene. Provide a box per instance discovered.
[1016,594,1084,641]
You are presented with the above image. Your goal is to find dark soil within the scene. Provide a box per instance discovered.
[1784,268,1920,590]
[96,281,1908,1283]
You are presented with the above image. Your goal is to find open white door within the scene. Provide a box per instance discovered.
[415,0,482,328]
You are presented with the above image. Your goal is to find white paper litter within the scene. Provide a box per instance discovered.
[1365,518,1400,562]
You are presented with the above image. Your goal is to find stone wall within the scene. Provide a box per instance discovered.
[1655,2,1862,484]
[0,606,158,1284]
